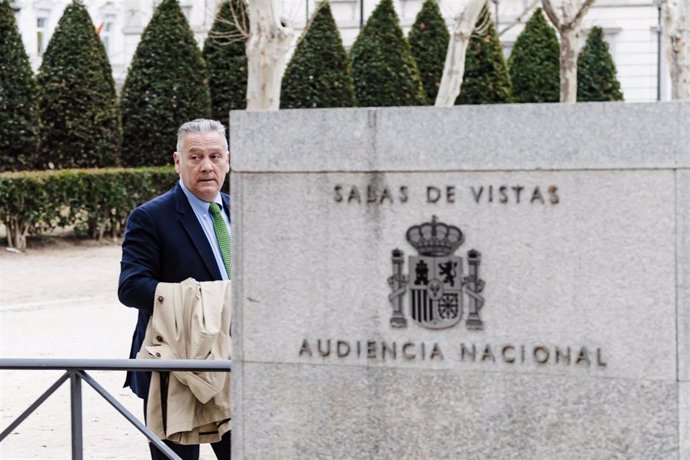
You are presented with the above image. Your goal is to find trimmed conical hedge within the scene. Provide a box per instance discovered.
[577,26,623,102]
[408,0,449,105]
[121,0,211,167]
[0,0,39,171]
[281,1,355,108]
[351,0,426,107]
[203,0,248,125]
[456,5,512,104]
[37,1,121,169]
[508,8,559,103]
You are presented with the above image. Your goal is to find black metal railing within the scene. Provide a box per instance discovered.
[0,358,232,460]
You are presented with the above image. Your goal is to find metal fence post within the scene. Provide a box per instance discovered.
[69,371,83,460]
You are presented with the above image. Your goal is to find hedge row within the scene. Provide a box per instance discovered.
[0,167,178,250]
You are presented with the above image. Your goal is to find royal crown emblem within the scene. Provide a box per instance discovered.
[388,216,485,330]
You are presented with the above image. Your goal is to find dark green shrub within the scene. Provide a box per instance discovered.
[203,0,248,125]
[0,0,39,171]
[508,8,559,103]
[408,0,449,104]
[37,1,121,169]
[577,27,623,102]
[281,1,355,108]
[121,0,211,167]
[351,0,426,107]
[456,5,512,104]
[0,167,177,249]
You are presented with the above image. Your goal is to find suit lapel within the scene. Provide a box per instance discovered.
[175,185,223,280]
[222,195,231,222]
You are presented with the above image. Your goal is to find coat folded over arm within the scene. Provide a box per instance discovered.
[137,278,232,445]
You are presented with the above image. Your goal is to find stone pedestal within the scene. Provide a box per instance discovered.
[230,103,690,459]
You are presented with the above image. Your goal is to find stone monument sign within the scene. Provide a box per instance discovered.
[230,103,689,459]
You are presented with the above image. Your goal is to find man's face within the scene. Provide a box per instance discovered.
[174,131,230,202]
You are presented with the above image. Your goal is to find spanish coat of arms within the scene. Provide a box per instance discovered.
[388,216,485,330]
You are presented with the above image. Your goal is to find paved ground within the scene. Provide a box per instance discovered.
[0,239,216,459]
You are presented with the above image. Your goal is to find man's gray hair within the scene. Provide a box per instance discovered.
[176,119,228,155]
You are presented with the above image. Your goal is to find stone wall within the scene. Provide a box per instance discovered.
[230,102,690,459]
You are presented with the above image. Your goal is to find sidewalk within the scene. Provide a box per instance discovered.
[0,242,215,459]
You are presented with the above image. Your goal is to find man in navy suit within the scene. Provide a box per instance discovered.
[118,119,231,460]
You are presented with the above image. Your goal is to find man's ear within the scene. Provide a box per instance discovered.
[173,152,181,173]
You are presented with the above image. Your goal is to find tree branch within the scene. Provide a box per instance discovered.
[541,0,562,28]
[473,8,493,37]
[569,0,596,28]
[498,0,540,37]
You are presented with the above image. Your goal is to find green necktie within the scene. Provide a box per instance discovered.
[209,202,231,279]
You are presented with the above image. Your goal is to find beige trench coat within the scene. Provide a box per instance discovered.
[137,278,232,444]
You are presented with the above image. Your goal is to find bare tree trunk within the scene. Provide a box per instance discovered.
[5,217,29,251]
[663,0,690,100]
[435,0,487,107]
[246,0,293,111]
[559,27,578,102]
[542,0,596,103]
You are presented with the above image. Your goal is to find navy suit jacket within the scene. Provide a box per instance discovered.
[118,182,231,398]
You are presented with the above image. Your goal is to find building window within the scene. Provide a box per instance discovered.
[181,4,192,20]
[179,0,193,21]
[36,13,49,55]
[101,15,115,55]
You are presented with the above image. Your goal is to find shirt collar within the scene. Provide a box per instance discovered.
[179,180,223,214]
